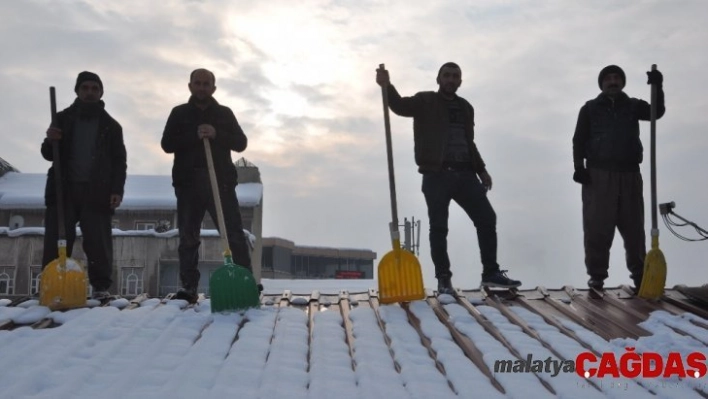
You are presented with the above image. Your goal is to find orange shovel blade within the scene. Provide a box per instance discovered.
[39,257,88,310]
[378,248,425,304]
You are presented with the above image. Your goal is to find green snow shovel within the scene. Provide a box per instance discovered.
[204,138,260,312]
[639,64,667,299]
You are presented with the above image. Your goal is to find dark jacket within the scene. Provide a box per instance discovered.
[386,85,487,174]
[161,96,247,188]
[573,89,665,172]
[41,99,127,212]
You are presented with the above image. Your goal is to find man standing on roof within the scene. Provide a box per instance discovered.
[161,68,252,304]
[41,71,127,300]
[572,65,665,291]
[375,63,521,295]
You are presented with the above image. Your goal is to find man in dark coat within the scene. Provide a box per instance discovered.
[376,62,521,295]
[572,65,665,291]
[161,68,252,303]
[41,71,127,299]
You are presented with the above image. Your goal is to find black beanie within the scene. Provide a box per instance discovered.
[598,65,625,89]
[74,71,103,93]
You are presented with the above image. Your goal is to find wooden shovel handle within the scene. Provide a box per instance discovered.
[378,64,400,243]
[204,138,231,256]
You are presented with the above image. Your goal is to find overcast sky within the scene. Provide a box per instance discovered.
[1,0,707,290]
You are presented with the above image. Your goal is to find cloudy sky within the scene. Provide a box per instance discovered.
[2,0,707,289]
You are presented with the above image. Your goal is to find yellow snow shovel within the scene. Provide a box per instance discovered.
[639,64,667,300]
[376,64,425,304]
[40,87,88,310]
[204,138,260,312]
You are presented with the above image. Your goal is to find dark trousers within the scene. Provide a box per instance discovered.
[42,183,113,291]
[582,168,645,283]
[175,171,252,290]
[422,170,498,280]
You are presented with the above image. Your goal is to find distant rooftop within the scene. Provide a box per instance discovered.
[0,156,19,177]
[0,157,263,210]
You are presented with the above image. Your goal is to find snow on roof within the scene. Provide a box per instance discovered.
[0,227,255,242]
[0,172,263,210]
[1,285,707,398]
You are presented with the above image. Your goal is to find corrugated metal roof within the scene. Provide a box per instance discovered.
[1,285,707,397]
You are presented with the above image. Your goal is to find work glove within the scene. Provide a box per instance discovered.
[646,69,663,86]
[573,166,591,185]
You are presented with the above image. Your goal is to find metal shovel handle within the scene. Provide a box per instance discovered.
[650,64,658,232]
[49,87,67,242]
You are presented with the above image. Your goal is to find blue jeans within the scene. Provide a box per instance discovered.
[422,170,498,279]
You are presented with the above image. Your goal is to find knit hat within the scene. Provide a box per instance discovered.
[598,65,625,89]
[74,71,103,93]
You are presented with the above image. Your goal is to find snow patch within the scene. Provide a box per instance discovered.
[109,298,130,309]
[12,305,51,324]
[17,299,39,308]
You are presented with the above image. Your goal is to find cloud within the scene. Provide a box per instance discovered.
[1,0,708,289]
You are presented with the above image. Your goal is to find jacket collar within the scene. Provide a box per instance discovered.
[188,95,218,109]
[595,91,629,105]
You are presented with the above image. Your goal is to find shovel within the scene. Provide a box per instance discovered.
[639,64,667,299]
[39,87,88,310]
[204,138,260,312]
[376,64,425,304]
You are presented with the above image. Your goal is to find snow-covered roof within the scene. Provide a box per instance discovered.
[0,156,19,175]
[0,172,263,210]
[0,227,255,243]
[0,284,707,398]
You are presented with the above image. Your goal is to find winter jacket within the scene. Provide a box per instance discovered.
[573,90,665,172]
[161,96,247,189]
[386,85,487,174]
[41,99,127,212]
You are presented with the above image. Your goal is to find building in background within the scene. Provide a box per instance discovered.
[0,157,263,298]
[0,157,376,298]
[0,156,19,177]
[261,237,375,280]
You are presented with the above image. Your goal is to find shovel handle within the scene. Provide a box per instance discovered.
[378,64,400,240]
[204,138,231,257]
[649,64,658,233]
[49,87,67,242]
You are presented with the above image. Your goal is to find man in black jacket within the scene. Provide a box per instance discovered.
[41,71,127,299]
[376,62,521,295]
[161,68,252,303]
[572,65,665,291]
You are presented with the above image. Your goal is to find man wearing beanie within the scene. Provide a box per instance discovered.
[41,71,127,300]
[572,65,665,292]
[376,63,521,296]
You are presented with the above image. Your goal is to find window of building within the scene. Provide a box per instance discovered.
[112,219,120,229]
[30,267,42,295]
[121,267,144,296]
[135,221,156,231]
[0,268,14,295]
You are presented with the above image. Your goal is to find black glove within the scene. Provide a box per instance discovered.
[573,167,591,185]
[647,69,663,85]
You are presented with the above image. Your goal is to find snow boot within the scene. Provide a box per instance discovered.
[481,270,521,288]
[175,287,198,304]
